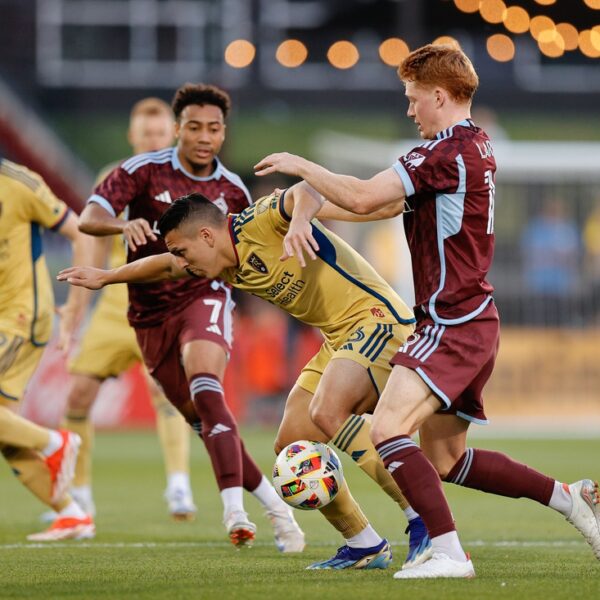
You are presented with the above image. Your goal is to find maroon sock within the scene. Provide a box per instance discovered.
[240,440,263,492]
[445,448,554,505]
[189,373,242,490]
[376,435,456,538]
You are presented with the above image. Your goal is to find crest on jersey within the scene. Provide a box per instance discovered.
[213,193,228,215]
[248,253,268,274]
[404,151,426,170]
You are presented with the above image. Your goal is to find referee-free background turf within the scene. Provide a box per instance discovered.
[1,428,599,599]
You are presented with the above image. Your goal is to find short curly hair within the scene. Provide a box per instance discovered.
[171,83,232,120]
[399,44,479,104]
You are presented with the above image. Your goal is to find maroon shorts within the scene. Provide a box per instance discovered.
[390,301,499,424]
[135,290,234,410]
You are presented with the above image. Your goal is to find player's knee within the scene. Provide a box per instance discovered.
[66,378,98,414]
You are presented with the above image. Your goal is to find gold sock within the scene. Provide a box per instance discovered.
[332,414,409,511]
[0,404,49,451]
[1,444,70,511]
[319,480,369,538]
[152,389,190,476]
[62,412,94,487]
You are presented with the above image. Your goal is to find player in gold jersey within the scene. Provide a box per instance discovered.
[0,157,95,540]
[59,98,196,522]
[59,183,433,569]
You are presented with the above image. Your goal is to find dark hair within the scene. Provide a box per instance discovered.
[158,193,227,237]
[171,83,231,120]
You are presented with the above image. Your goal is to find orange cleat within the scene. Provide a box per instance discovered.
[44,431,81,504]
[27,515,95,541]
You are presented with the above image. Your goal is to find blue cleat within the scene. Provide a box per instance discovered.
[403,516,433,569]
[306,539,392,570]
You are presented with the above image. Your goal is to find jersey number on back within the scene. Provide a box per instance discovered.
[485,170,495,235]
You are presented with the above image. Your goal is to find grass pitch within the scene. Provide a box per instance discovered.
[0,429,599,599]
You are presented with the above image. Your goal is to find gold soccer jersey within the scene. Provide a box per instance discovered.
[224,193,416,348]
[0,159,70,400]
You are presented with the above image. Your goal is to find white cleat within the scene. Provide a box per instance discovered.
[224,510,256,548]
[393,552,475,579]
[566,479,600,559]
[165,487,197,522]
[27,516,95,541]
[266,507,306,553]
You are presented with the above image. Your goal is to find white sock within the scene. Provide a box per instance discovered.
[404,506,419,522]
[58,500,86,520]
[346,524,383,549]
[41,430,63,457]
[167,471,190,492]
[220,486,244,516]
[251,475,287,513]
[548,480,572,517]
[431,531,468,562]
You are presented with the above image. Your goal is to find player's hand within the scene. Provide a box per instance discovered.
[123,218,157,251]
[55,304,80,354]
[280,218,319,267]
[57,266,108,290]
[254,153,306,177]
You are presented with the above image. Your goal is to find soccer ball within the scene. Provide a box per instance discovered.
[272,440,344,510]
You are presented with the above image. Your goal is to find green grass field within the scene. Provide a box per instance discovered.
[1,429,599,599]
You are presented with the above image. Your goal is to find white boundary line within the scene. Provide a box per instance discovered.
[0,540,587,550]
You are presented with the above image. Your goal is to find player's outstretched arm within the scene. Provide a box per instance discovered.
[58,252,188,289]
[255,152,405,215]
[79,203,157,251]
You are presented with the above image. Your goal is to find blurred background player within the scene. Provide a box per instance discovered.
[59,97,196,522]
[76,83,304,550]
[0,157,93,540]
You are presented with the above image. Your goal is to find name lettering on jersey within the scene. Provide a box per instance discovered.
[212,193,228,215]
[404,151,426,170]
[265,270,305,305]
[154,190,172,204]
[248,253,268,274]
[475,140,494,160]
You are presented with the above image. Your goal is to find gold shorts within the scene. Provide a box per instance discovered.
[68,286,142,380]
[0,314,52,404]
[296,319,414,396]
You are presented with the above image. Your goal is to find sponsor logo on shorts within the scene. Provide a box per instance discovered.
[347,327,366,343]
[370,307,385,318]
[387,460,404,473]
[248,253,268,274]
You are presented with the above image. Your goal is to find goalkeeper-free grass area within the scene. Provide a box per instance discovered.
[0,429,598,599]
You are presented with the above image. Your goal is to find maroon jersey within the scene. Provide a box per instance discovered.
[393,119,496,324]
[88,147,251,327]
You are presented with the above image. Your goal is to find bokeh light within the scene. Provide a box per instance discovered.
[432,36,461,48]
[327,41,360,69]
[538,29,565,58]
[556,23,579,51]
[480,0,507,25]
[503,6,530,34]
[534,0,556,5]
[578,29,600,57]
[583,0,600,9]
[379,38,410,66]
[454,0,480,13]
[529,15,555,41]
[224,40,255,68]
[275,40,308,68]
[487,33,515,61]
